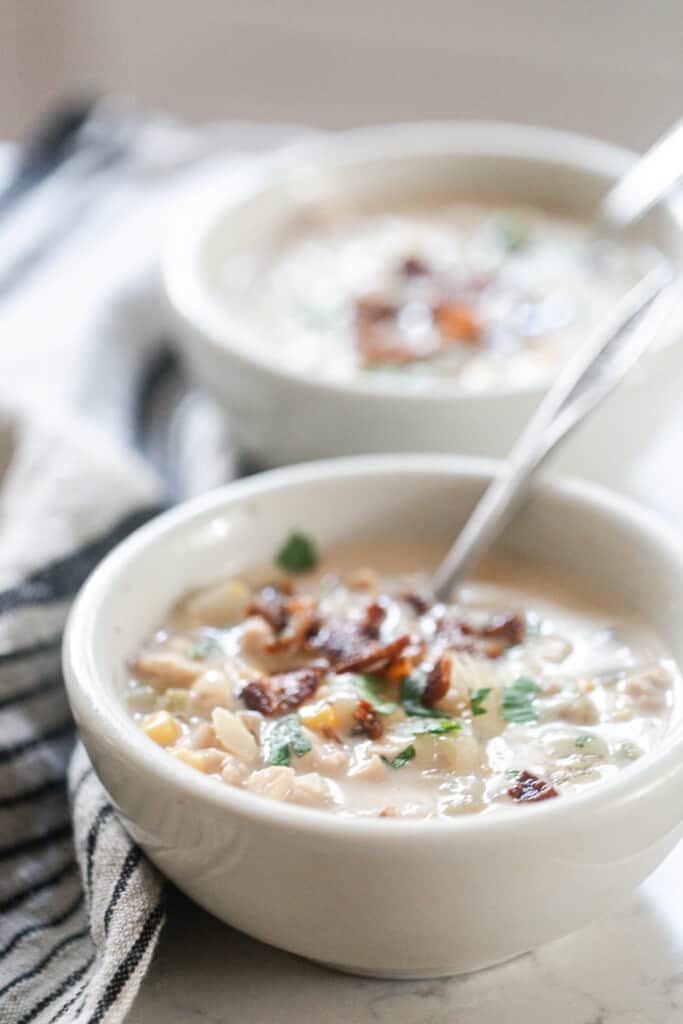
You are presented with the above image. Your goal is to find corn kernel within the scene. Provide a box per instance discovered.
[299,702,341,733]
[142,710,180,747]
[172,747,212,772]
[578,678,596,694]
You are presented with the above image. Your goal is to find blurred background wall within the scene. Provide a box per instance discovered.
[1,0,681,148]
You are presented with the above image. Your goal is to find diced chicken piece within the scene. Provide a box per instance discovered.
[221,754,250,786]
[244,766,297,801]
[297,741,349,776]
[540,692,599,726]
[189,721,217,750]
[240,615,276,660]
[244,766,332,806]
[133,651,204,688]
[212,707,259,761]
[191,668,239,717]
[619,669,670,713]
[184,578,249,626]
[290,773,333,807]
[172,747,225,774]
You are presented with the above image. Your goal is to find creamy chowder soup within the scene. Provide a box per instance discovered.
[128,537,679,819]
[218,202,651,391]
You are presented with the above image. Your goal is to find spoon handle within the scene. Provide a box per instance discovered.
[597,119,683,235]
[431,263,675,601]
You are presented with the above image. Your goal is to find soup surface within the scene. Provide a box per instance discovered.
[128,538,679,819]
[217,202,649,391]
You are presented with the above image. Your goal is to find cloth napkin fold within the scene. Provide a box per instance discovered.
[0,117,303,1023]
[0,405,164,1024]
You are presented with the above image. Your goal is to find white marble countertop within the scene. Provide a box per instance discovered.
[129,839,683,1024]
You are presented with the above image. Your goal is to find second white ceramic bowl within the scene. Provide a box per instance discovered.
[162,122,683,483]
[63,456,683,978]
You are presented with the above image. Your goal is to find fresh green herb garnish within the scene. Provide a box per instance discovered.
[381,744,417,769]
[575,734,593,749]
[502,677,542,724]
[276,531,318,574]
[469,687,492,717]
[400,672,452,719]
[353,674,398,715]
[505,768,521,778]
[414,720,461,736]
[495,217,530,253]
[263,714,312,766]
[187,637,222,660]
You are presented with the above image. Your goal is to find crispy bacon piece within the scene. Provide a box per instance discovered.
[265,596,321,654]
[240,667,323,716]
[352,699,384,740]
[423,653,452,706]
[399,256,430,278]
[246,585,290,632]
[435,611,523,659]
[400,591,432,615]
[433,301,480,343]
[360,599,387,640]
[507,770,558,804]
[334,634,411,676]
[355,295,442,368]
[480,613,525,647]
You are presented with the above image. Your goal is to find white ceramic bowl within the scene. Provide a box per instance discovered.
[63,456,683,978]
[162,122,683,482]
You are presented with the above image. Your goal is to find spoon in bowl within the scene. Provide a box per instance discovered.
[431,259,676,600]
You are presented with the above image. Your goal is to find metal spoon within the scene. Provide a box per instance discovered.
[431,260,676,600]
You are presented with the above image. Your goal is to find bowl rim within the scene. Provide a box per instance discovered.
[161,119,683,405]
[63,453,683,841]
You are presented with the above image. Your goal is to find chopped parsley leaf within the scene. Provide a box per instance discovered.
[381,744,416,769]
[505,768,521,778]
[353,674,397,715]
[575,734,593,749]
[400,672,452,719]
[502,677,542,724]
[276,531,318,573]
[263,714,312,766]
[469,687,492,717]
[414,720,461,736]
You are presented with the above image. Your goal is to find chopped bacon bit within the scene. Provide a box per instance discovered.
[436,611,522,660]
[434,301,480,343]
[246,585,290,632]
[399,256,430,278]
[355,296,441,368]
[360,599,387,640]
[307,619,367,666]
[265,596,321,654]
[334,634,411,676]
[508,770,558,803]
[240,667,323,716]
[423,653,452,706]
[352,699,384,740]
[481,613,526,646]
[400,591,432,615]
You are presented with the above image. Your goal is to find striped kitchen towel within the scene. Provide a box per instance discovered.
[0,404,166,1024]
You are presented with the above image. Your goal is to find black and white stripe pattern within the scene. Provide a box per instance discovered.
[1,505,166,1024]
